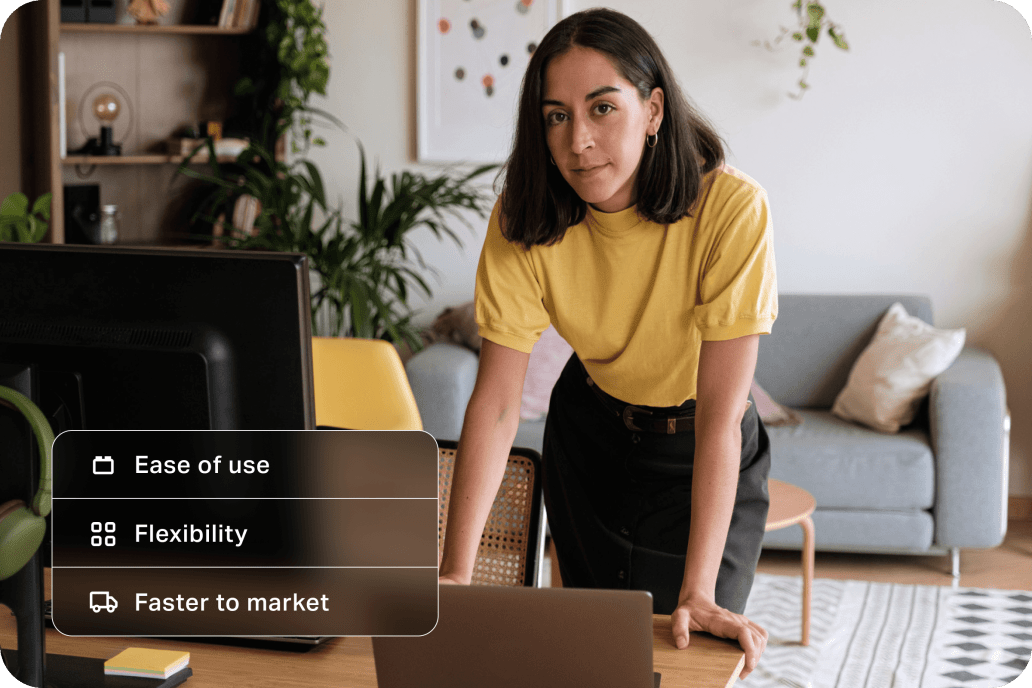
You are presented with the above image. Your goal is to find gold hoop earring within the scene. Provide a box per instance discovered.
[646,133,658,148]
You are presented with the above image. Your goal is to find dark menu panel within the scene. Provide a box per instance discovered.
[51,430,439,636]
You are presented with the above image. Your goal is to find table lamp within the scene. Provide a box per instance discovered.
[70,81,134,157]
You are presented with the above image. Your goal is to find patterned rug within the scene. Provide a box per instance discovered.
[740,573,1032,688]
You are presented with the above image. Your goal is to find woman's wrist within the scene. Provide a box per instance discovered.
[438,554,474,584]
[677,586,716,607]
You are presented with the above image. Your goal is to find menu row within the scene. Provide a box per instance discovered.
[52,498,437,568]
[53,430,438,499]
[52,567,438,636]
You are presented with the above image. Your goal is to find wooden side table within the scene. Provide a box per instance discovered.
[764,479,816,645]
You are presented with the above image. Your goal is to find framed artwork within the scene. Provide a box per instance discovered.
[417,0,567,163]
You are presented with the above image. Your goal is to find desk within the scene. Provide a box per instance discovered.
[1,571,745,688]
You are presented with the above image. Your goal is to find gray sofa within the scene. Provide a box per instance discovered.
[406,294,1009,570]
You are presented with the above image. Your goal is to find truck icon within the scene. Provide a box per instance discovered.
[90,591,118,613]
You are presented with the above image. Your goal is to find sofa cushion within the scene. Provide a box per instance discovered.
[514,419,547,456]
[756,294,934,408]
[762,507,934,552]
[766,409,934,510]
[520,325,574,421]
[831,302,965,433]
[751,379,803,427]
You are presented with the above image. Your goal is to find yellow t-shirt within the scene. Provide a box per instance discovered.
[474,164,778,407]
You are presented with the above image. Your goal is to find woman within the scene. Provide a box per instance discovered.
[438,7,775,678]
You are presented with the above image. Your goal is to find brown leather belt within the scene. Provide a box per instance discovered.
[586,376,696,434]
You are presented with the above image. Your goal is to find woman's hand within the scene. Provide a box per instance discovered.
[670,594,768,680]
[437,574,468,585]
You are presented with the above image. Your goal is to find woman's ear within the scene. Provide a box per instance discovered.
[648,87,665,135]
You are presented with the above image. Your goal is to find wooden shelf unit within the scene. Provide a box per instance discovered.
[34,0,272,245]
[63,154,252,166]
[60,22,253,35]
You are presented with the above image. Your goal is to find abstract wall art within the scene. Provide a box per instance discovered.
[418,0,567,163]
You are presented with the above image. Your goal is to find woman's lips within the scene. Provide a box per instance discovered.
[572,163,608,177]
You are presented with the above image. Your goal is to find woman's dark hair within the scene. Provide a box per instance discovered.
[499,8,726,249]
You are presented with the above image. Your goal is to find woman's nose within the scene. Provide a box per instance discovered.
[570,116,594,154]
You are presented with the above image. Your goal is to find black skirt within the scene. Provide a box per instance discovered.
[541,353,771,615]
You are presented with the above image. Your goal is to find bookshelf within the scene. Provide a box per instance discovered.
[61,23,253,35]
[63,154,251,165]
[33,0,275,245]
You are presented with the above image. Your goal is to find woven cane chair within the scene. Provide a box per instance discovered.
[437,439,546,587]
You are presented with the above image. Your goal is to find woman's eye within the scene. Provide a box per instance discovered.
[594,103,613,115]
[546,111,567,125]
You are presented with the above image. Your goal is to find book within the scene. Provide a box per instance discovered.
[247,0,261,29]
[168,136,249,159]
[231,0,249,28]
[105,648,190,679]
[217,0,236,28]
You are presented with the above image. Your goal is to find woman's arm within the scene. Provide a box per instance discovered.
[438,339,531,584]
[672,334,768,679]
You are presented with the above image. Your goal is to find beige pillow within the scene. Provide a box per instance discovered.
[831,302,965,433]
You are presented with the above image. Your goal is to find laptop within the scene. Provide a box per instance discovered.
[373,585,660,688]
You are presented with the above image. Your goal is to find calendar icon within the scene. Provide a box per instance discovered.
[93,456,114,475]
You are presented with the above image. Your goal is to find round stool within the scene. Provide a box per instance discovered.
[765,479,816,645]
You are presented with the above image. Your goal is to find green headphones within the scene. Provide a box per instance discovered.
[0,385,54,581]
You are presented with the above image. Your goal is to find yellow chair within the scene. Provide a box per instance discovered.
[311,336,423,430]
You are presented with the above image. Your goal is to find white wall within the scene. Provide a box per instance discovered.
[309,0,1032,497]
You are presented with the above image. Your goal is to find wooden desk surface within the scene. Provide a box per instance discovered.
[1,571,744,688]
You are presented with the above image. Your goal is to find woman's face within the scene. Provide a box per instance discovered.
[542,45,664,213]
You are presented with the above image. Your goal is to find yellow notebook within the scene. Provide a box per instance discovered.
[104,648,190,679]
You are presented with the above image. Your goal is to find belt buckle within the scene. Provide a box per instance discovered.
[622,405,651,432]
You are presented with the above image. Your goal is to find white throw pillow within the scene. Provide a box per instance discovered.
[831,302,965,433]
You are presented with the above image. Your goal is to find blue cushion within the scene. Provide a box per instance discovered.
[762,508,934,552]
[766,410,934,510]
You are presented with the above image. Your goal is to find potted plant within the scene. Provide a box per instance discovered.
[0,192,52,243]
[177,0,497,351]
[178,138,495,349]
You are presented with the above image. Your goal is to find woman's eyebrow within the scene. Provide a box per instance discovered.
[542,85,621,107]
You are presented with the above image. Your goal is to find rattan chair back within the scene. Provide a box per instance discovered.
[437,439,544,587]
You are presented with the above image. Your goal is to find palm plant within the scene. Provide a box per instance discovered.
[177,138,495,350]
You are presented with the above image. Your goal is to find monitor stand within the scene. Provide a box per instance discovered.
[0,551,45,686]
[0,363,108,688]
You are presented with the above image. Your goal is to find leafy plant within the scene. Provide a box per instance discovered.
[177,138,496,349]
[229,0,342,156]
[754,1,849,99]
[0,192,52,243]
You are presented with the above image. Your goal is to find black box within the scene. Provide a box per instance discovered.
[86,0,116,23]
[60,0,86,22]
[63,184,100,244]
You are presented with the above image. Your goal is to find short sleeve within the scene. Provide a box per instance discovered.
[693,184,778,340]
[473,200,551,353]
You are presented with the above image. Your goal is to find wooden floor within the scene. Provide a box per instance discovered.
[543,521,1032,591]
[755,519,1032,590]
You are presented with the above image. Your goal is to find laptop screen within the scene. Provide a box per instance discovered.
[373,585,656,688]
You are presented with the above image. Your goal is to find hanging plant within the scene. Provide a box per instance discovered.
[754,1,849,99]
[230,0,343,156]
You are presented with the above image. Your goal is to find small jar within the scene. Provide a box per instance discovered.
[98,204,120,244]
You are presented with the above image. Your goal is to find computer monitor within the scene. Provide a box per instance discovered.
[0,243,316,685]
[0,243,315,432]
